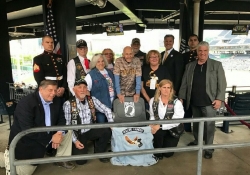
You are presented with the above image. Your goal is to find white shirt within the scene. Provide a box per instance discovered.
[149,96,184,130]
[67,55,90,95]
[162,48,174,64]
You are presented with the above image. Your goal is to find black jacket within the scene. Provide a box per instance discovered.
[33,51,67,88]
[8,91,66,160]
[161,49,185,95]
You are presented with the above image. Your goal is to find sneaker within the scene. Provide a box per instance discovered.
[204,152,213,159]
[54,162,75,170]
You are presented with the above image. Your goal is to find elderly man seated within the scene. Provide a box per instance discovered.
[63,79,114,165]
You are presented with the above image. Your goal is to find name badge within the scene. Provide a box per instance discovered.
[150,79,156,90]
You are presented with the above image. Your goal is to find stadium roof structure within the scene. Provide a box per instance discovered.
[5,0,250,39]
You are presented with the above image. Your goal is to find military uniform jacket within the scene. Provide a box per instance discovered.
[183,50,197,65]
[33,51,67,88]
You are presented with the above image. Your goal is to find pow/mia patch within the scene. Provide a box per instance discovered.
[124,102,135,117]
[33,64,40,72]
[76,63,83,70]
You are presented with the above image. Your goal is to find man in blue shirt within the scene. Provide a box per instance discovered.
[0,80,74,175]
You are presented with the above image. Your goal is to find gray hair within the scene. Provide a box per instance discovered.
[197,41,210,50]
[39,80,58,88]
[89,53,108,69]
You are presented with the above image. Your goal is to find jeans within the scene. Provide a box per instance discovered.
[96,112,108,123]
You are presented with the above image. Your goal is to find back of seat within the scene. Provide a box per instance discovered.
[113,97,146,123]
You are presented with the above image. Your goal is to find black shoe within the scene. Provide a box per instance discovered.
[154,154,163,160]
[54,162,75,170]
[157,156,163,160]
[204,152,213,159]
[99,158,109,163]
[187,141,198,146]
[46,149,57,157]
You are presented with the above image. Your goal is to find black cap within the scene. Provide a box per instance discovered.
[74,79,88,86]
[76,39,87,48]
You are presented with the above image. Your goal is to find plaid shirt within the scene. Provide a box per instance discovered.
[63,96,113,142]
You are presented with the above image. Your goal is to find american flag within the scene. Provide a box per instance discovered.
[46,5,61,54]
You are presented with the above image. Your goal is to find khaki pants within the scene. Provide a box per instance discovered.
[0,131,72,175]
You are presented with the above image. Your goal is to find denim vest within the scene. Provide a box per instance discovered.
[89,68,115,108]
[111,126,158,166]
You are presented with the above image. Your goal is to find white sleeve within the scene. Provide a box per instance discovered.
[172,100,185,119]
[67,59,76,96]
[84,74,92,91]
[149,97,155,120]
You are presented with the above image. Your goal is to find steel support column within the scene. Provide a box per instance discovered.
[0,0,13,101]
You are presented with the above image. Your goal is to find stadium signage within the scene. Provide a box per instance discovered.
[106,23,124,36]
[232,25,249,35]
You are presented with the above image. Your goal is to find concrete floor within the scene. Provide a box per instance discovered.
[0,115,250,175]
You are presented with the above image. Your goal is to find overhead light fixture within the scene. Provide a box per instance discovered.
[167,19,175,30]
[85,0,108,8]
[8,27,35,37]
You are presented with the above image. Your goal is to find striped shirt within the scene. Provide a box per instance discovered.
[63,96,113,142]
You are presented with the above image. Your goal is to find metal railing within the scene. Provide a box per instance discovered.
[9,116,250,175]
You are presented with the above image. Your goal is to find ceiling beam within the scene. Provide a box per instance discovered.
[8,15,43,28]
[130,0,180,11]
[76,14,128,25]
[204,14,250,21]
[205,1,250,11]
[136,11,172,19]
[6,0,43,13]
[76,3,118,17]
[108,0,146,27]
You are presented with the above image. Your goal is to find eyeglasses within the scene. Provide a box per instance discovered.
[104,53,113,55]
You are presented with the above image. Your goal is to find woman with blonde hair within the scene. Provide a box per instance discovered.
[149,79,184,159]
[102,48,115,71]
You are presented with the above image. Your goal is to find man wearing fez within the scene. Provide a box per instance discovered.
[63,79,113,165]
[33,35,67,97]
[67,39,90,96]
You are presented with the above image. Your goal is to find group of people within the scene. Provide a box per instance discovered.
[0,33,227,174]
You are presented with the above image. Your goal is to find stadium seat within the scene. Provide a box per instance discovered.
[111,97,158,166]
[0,93,16,129]
[113,97,146,123]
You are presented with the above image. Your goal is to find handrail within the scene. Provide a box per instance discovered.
[9,116,250,175]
